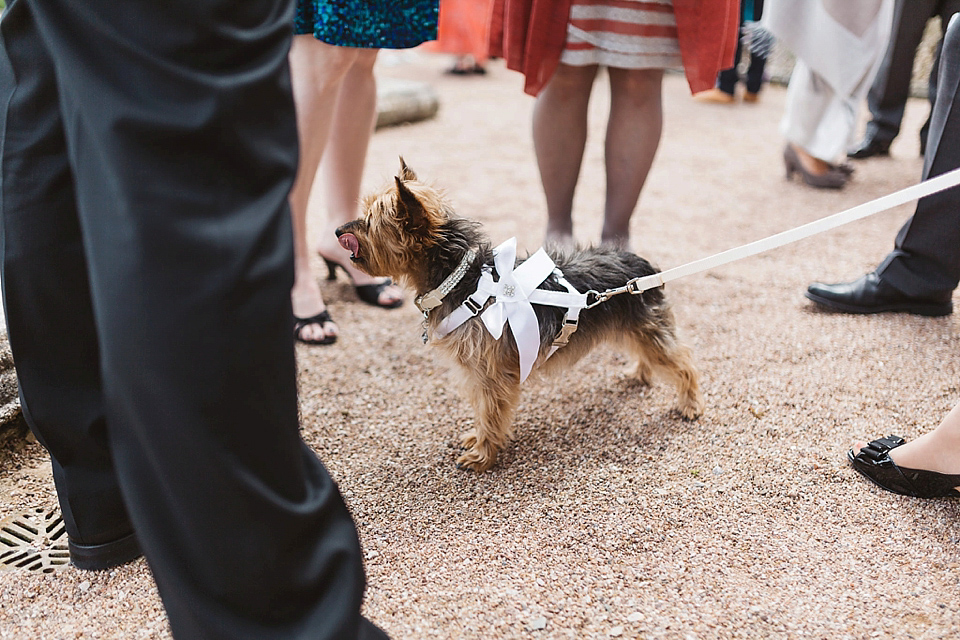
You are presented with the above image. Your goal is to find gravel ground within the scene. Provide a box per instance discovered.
[2,52,959,639]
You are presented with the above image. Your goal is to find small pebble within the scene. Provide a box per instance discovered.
[527,616,547,631]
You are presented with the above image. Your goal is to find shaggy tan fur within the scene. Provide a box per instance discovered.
[337,160,703,471]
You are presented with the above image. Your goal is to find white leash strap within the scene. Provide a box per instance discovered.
[615,167,960,298]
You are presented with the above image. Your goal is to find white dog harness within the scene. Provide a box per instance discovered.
[418,238,589,382]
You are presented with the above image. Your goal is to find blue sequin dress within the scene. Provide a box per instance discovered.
[294,0,438,49]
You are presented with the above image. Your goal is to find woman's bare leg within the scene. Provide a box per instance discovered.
[532,63,598,246]
[602,67,664,248]
[314,48,402,306]
[288,39,359,341]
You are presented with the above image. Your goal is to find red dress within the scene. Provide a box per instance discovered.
[423,0,495,64]
[488,0,739,96]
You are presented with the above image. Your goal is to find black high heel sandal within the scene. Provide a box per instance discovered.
[323,258,404,309]
[293,310,337,345]
[848,435,960,498]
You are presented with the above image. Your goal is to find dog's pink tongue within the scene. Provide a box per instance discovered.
[338,233,359,258]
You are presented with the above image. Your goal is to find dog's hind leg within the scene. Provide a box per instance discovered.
[456,370,522,472]
[630,347,655,387]
[626,319,704,420]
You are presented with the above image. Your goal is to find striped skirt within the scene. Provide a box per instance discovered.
[559,0,682,70]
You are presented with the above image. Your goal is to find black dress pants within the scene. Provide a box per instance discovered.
[878,14,960,298]
[865,0,960,146]
[0,1,385,638]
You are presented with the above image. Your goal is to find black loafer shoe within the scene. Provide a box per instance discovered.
[847,135,891,159]
[849,435,960,498]
[69,531,142,571]
[805,272,953,316]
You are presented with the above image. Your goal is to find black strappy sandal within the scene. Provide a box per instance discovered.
[323,258,403,309]
[848,435,960,498]
[293,310,337,345]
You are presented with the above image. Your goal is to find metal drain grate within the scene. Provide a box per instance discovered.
[0,507,70,573]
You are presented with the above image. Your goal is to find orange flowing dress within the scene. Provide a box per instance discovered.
[422,0,496,65]
[488,0,740,96]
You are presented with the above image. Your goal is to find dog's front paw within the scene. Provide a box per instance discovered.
[676,394,704,421]
[456,446,497,472]
[459,429,477,451]
[456,431,498,471]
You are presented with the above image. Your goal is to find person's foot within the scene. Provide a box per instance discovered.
[446,55,486,75]
[693,88,735,104]
[783,144,848,189]
[599,234,629,251]
[292,283,338,344]
[317,238,403,308]
[742,90,760,103]
[851,403,960,497]
[544,229,576,251]
[849,435,960,498]
[805,272,953,316]
[849,431,960,498]
[851,432,960,477]
[847,133,891,159]
[69,531,142,571]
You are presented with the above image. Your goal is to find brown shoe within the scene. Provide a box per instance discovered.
[743,91,760,103]
[693,88,734,104]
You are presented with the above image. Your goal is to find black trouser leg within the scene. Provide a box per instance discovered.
[878,14,960,297]
[717,38,742,95]
[0,0,135,553]
[921,2,960,149]
[865,0,936,144]
[0,0,383,637]
[743,0,766,95]
[744,49,767,95]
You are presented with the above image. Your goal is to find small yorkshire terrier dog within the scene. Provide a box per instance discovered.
[337,160,703,471]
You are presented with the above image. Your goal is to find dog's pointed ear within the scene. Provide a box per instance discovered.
[394,175,431,237]
[398,156,418,182]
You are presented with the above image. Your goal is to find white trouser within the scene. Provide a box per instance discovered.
[781,60,864,163]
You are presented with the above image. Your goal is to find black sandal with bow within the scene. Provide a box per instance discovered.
[848,435,960,498]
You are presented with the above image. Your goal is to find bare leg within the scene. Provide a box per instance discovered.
[602,67,664,248]
[852,401,960,475]
[533,63,598,246]
[288,37,361,342]
[314,49,403,306]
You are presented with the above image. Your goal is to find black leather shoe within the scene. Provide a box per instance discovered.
[69,531,142,571]
[805,272,953,316]
[849,435,960,498]
[847,134,891,159]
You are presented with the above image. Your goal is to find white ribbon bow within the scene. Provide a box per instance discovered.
[432,238,589,382]
[479,238,557,382]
